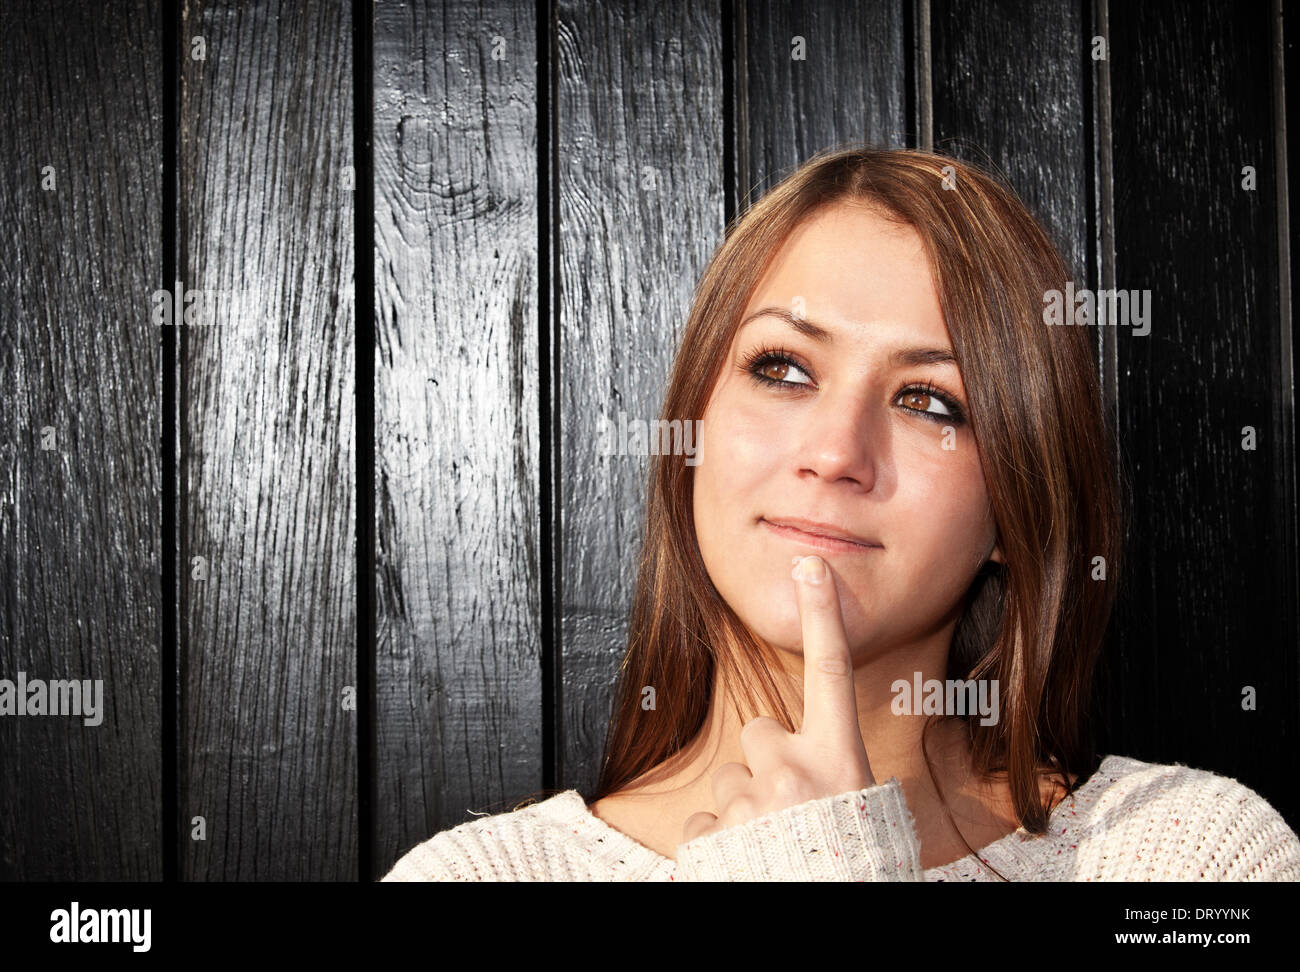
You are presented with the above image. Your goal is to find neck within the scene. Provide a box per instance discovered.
[635,619,977,808]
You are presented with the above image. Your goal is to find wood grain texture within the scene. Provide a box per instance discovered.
[373,0,542,873]
[556,0,725,794]
[180,0,356,880]
[930,0,1092,284]
[0,0,163,880]
[1104,0,1297,825]
[739,0,910,206]
[1,0,1295,879]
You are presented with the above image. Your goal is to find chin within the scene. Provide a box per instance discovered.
[722,584,800,652]
[736,585,806,655]
[757,619,805,656]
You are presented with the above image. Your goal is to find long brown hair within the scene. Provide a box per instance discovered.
[588,145,1123,876]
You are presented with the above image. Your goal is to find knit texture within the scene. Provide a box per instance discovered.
[380,755,1300,882]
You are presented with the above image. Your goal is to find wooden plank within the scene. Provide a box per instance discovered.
[373,0,542,873]
[930,0,1092,285]
[928,0,1107,770]
[739,0,910,206]
[179,0,356,880]
[0,0,163,879]
[556,0,725,794]
[1105,0,1297,822]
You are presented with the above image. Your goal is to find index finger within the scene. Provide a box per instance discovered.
[791,555,863,745]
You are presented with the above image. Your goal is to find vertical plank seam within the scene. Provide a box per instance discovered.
[917,0,932,152]
[727,0,752,220]
[903,0,915,149]
[723,0,735,228]
[1272,0,1298,693]
[1093,0,1118,446]
[1088,0,1119,763]
[161,0,183,884]
[1079,0,1110,762]
[353,0,376,882]
[540,0,559,793]
[1080,0,1099,369]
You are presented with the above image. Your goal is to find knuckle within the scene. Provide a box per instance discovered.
[739,716,776,746]
[723,794,756,823]
[815,654,850,675]
[726,761,750,783]
[684,812,714,838]
[769,766,812,802]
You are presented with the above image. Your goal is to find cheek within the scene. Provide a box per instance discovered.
[891,441,994,579]
[695,396,784,515]
[692,396,803,631]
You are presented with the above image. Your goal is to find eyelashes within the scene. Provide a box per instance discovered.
[740,345,968,426]
[741,344,807,385]
[894,379,968,425]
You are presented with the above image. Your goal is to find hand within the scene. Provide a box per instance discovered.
[681,554,876,844]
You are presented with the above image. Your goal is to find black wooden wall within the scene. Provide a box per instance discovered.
[0,0,1295,881]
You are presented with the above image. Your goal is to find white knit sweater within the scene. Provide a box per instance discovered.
[381,754,1300,881]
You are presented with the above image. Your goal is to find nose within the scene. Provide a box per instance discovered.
[794,390,881,491]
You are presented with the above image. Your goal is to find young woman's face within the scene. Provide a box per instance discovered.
[692,201,1002,663]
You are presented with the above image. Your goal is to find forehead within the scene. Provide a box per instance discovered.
[743,202,947,346]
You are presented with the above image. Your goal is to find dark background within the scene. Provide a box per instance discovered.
[0,0,1295,881]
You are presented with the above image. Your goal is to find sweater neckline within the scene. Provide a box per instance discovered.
[547,754,1127,878]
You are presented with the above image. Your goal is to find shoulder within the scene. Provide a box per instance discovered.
[381,791,587,882]
[1080,755,1300,881]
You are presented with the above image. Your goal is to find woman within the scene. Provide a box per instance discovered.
[383,146,1300,881]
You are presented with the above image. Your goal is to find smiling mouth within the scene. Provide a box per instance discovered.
[760,517,883,553]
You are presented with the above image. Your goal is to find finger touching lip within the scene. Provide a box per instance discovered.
[790,554,864,743]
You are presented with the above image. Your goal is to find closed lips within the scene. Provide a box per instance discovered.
[761,517,882,548]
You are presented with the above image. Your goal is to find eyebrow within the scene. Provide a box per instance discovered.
[739,306,958,368]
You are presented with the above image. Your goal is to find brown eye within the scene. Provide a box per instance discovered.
[901,391,933,412]
[745,351,813,387]
[896,385,959,422]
